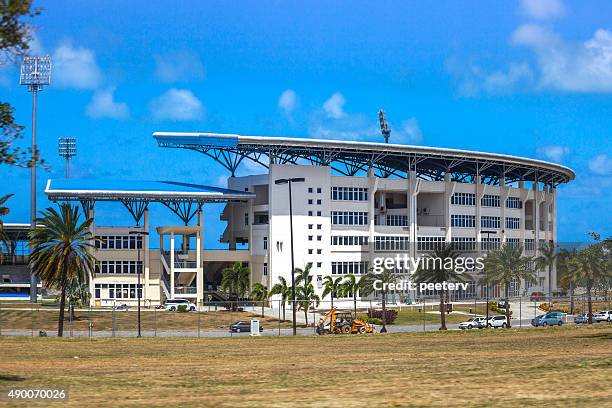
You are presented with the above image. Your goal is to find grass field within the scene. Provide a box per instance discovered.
[0,326,610,407]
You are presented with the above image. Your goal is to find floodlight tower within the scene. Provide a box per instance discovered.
[20,55,52,303]
[378,109,391,143]
[58,137,76,178]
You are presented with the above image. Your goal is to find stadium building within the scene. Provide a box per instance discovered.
[1,132,575,306]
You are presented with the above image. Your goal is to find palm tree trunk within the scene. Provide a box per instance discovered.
[439,290,447,330]
[504,284,511,328]
[58,285,67,337]
[353,294,357,318]
[381,290,387,333]
[569,283,575,315]
[304,306,308,326]
[331,294,334,310]
[261,302,265,318]
[282,301,286,321]
[587,282,593,325]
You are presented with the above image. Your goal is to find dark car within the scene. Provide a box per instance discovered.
[229,321,264,333]
[496,299,509,309]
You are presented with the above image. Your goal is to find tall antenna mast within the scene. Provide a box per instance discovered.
[58,137,77,178]
[378,109,391,143]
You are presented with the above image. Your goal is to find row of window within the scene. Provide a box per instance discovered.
[95,235,143,250]
[94,283,142,299]
[451,193,523,209]
[96,260,143,274]
[331,235,369,246]
[386,215,408,226]
[331,261,369,275]
[331,211,368,225]
[374,236,409,251]
[331,187,368,201]
[450,215,521,230]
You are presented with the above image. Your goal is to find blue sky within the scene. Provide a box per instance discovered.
[1,0,611,246]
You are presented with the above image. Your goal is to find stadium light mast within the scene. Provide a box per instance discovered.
[20,55,52,304]
[274,177,305,336]
[58,137,77,178]
[378,109,391,143]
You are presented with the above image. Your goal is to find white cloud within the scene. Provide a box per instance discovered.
[322,92,346,119]
[588,154,612,175]
[512,25,612,92]
[27,32,44,56]
[482,62,534,92]
[536,145,570,162]
[52,42,102,90]
[520,0,566,20]
[153,50,205,83]
[85,87,129,120]
[395,118,423,144]
[149,88,204,121]
[278,89,297,114]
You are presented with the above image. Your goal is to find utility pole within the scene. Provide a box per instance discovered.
[58,137,77,178]
[20,55,52,304]
[378,109,391,143]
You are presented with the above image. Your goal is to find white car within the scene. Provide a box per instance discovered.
[593,311,612,322]
[458,317,487,330]
[487,315,509,328]
[164,299,197,311]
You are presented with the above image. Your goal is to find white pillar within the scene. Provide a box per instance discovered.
[170,232,175,299]
[143,208,150,303]
[196,210,203,307]
[88,204,96,306]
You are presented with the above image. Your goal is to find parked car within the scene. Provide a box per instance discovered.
[487,315,509,328]
[593,311,612,322]
[459,317,487,330]
[531,314,563,327]
[164,299,197,311]
[530,292,545,302]
[230,321,264,333]
[544,311,566,319]
[574,313,593,324]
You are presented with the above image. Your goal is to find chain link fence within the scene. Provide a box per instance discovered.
[0,295,610,337]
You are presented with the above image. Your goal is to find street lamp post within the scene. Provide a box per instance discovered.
[20,55,52,304]
[129,229,149,338]
[274,177,305,336]
[481,230,496,326]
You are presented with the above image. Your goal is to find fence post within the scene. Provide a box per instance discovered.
[112,306,116,337]
[88,305,93,338]
[278,299,281,336]
[312,302,316,335]
[69,304,73,338]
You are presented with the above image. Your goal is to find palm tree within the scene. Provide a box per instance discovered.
[251,282,269,317]
[339,273,370,317]
[482,244,535,328]
[363,268,396,333]
[294,263,320,326]
[28,204,97,337]
[0,194,13,261]
[270,276,290,321]
[535,242,558,306]
[577,233,609,324]
[221,262,250,310]
[321,276,343,309]
[412,245,465,330]
[558,249,580,314]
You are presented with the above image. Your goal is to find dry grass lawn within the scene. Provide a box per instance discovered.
[0,326,611,407]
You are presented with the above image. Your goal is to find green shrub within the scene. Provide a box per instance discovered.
[367,318,383,325]
[177,304,188,313]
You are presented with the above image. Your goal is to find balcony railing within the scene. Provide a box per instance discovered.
[174,286,197,294]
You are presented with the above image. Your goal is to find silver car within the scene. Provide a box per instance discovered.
[458,317,487,330]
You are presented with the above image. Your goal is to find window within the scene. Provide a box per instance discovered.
[525,239,535,251]
[451,237,476,251]
[308,199,313,205]
[331,187,368,201]
[308,235,313,241]
[507,238,520,248]
[244,212,249,226]
[317,235,322,241]
[308,187,313,193]
[263,263,268,276]
[418,236,445,251]
[96,260,143,274]
[481,237,501,251]
[374,236,409,251]
[263,237,268,250]
[331,261,369,275]
[331,235,369,246]
[95,235,143,250]
[317,249,322,254]
[316,262,322,268]
[386,215,408,226]
[317,211,322,216]
[505,217,520,230]
[317,187,322,193]
[316,199,322,205]
[481,216,500,229]
[451,192,475,206]
[451,214,475,228]
[331,211,368,225]
[308,249,313,254]
[481,194,501,207]
[317,224,322,230]
[506,197,522,209]
[308,224,313,230]
[94,283,142,299]
[308,211,313,216]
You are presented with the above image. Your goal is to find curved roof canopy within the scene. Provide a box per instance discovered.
[153,132,575,187]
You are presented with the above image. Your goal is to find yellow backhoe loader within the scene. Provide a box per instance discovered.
[316,308,375,335]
